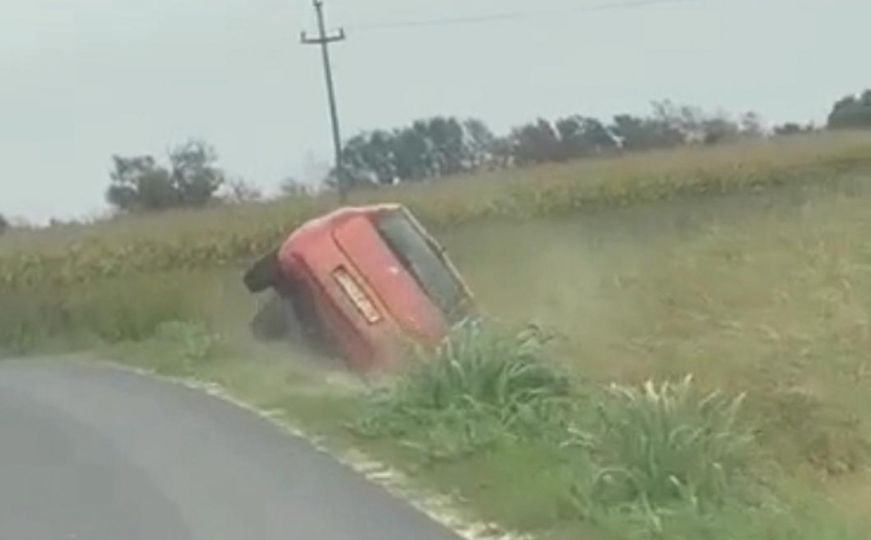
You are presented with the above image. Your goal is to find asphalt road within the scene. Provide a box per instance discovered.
[0,359,460,540]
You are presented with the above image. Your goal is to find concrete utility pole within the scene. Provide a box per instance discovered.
[301,0,348,203]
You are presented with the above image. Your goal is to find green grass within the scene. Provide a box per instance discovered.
[0,271,216,355]
[355,320,575,460]
[581,376,752,514]
[2,135,871,539]
[349,323,864,540]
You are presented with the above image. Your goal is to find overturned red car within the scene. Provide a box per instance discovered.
[244,204,474,373]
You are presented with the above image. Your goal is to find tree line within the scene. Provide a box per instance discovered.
[340,101,749,186]
[4,89,868,227]
[327,92,867,189]
[100,89,871,212]
[828,90,871,130]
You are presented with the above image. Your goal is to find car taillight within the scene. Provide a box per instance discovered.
[332,266,382,324]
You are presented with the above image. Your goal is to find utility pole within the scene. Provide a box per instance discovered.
[301,0,348,203]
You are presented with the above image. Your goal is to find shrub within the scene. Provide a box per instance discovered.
[355,320,759,535]
[569,376,753,532]
[355,319,574,459]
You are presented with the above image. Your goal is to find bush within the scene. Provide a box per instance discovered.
[354,319,764,536]
[355,319,574,459]
[572,376,753,531]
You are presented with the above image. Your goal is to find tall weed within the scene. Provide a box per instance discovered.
[581,376,752,512]
[355,319,574,459]
[356,320,766,537]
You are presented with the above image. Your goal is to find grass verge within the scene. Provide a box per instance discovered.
[352,323,863,540]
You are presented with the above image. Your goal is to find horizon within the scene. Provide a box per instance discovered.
[2,0,867,223]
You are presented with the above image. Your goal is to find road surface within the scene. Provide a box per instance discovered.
[0,359,461,540]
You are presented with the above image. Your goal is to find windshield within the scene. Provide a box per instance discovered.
[375,210,468,323]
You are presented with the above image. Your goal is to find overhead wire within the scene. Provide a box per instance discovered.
[345,0,700,31]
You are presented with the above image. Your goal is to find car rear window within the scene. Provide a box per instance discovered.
[375,210,467,323]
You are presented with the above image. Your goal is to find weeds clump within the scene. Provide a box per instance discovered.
[582,377,751,513]
[355,319,574,459]
[574,377,755,535]
[356,321,771,537]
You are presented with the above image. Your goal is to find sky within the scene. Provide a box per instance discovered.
[1,0,868,223]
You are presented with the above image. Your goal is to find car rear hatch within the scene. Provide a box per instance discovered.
[330,207,472,343]
[373,207,473,324]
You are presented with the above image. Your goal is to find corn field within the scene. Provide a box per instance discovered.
[2,132,871,291]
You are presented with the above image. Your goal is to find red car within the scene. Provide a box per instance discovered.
[244,204,474,373]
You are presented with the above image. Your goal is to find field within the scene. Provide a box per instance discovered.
[2,132,871,539]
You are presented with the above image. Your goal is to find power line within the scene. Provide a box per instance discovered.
[295,0,701,201]
[346,0,700,32]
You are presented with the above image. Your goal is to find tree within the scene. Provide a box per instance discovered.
[106,155,176,211]
[828,90,871,129]
[280,177,316,197]
[224,179,263,203]
[392,125,432,181]
[510,119,563,164]
[510,116,618,165]
[343,131,397,184]
[649,100,750,145]
[106,140,225,212]
[168,141,225,206]
[610,114,684,151]
[700,116,741,145]
[739,111,765,138]
[488,135,516,169]
[773,122,815,136]
[553,117,586,160]
[463,118,499,168]
[423,117,468,176]
[651,100,703,138]
[340,117,495,185]
[0,213,8,235]
[555,116,617,158]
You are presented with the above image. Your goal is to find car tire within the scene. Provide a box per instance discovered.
[244,250,280,293]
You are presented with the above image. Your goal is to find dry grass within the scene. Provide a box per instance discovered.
[364,172,871,538]
[440,173,871,478]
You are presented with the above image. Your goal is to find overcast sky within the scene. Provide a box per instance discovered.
[1,0,868,222]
